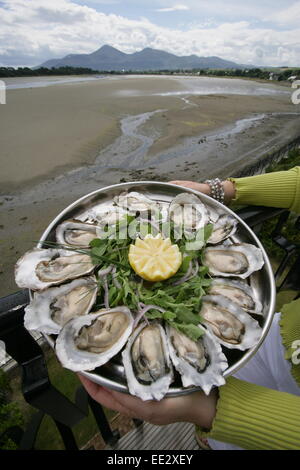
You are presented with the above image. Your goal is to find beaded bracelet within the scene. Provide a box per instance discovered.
[204,178,225,204]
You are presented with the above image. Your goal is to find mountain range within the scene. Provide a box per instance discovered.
[39,45,246,71]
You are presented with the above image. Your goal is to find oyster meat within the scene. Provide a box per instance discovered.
[203,243,264,279]
[56,219,98,248]
[114,192,159,215]
[208,215,238,245]
[209,278,262,314]
[200,295,262,350]
[77,203,128,226]
[55,307,134,371]
[15,248,95,290]
[166,325,228,395]
[168,326,210,373]
[24,276,98,335]
[122,322,173,401]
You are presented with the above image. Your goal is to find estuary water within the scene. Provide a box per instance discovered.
[3,73,289,96]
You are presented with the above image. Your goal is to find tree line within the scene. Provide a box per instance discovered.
[0,65,299,80]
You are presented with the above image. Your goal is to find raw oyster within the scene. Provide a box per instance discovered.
[169,193,209,231]
[203,243,264,279]
[166,325,228,395]
[208,215,238,245]
[24,276,98,335]
[77,203,128,226]
[15,248,95,290]
[122,322,173,401]
[209,278,262,314]
[55,306,134,372]
[114,192,159,215]
[200,295,262,350]
[56,219,98,248]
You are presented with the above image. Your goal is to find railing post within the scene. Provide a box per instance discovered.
[88,395,120,447]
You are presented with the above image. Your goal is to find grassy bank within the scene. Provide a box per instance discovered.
[5,344,115,450]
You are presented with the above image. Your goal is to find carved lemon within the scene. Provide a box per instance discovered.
[128,234,182,282]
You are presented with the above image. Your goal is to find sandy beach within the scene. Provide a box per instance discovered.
[1,74,300,297]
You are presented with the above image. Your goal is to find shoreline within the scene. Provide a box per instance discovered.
[0,74,293,194]
[1,75,300,297]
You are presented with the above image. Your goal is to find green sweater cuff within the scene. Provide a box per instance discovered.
[197,377,300,449]
[229,166,300,214]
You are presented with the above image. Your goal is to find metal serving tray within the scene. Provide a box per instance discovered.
[37,181,276,397]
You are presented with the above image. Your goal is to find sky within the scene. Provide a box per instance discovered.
[0,0,299,68]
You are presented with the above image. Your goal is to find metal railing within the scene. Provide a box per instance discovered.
[1,205,299,450]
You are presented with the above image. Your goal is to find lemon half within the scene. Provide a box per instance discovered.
[128,234,182,282]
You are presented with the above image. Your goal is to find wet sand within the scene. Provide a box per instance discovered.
[0,75,299,297]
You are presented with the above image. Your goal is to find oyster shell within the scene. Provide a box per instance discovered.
[203,243,264,279]
[114,192,159,215]
[166,325,228,395]
[209,278,262,314]
[77,204,128,226]
[200,294,262,350]
[15,248,95,290]
[55,306,134,372]
[122,322,173,401]
[169,193,209,231]
[56,219,98,248]
[208,215,238,245]
[24,276,98,335]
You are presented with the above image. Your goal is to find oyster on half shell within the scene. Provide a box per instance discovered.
[122,322,173,401]
[208,215,238,245]
[15,248,95,290]
[24,276,98,335]
[77,203,128,227]
[166,325,228,395]
[114,191,159,215]
[203,243,264,279]
[56,219,98,248]
[208,278,262,314]
[200,295,262,350]
[55,306,134,372]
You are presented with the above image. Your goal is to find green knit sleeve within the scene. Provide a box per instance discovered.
[197,377,300,450]
[229,166,300,214]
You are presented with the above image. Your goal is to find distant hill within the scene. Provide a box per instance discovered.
[39,45,247,71]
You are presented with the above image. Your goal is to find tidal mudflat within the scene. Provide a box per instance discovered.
[0,74,299,296]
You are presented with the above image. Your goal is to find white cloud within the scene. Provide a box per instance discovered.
[266,1,300,27]
[155,4,189,12]
[0,0,299,67]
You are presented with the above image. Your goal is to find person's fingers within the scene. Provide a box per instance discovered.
[78,374,146,418]
[78,374,121,410]
[169,180,190,185]
[78,374,100,398]
[169,180,197,188]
